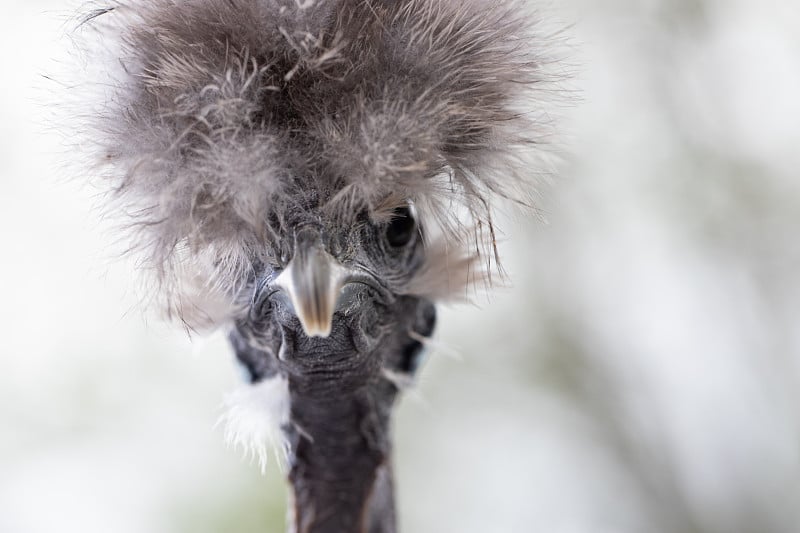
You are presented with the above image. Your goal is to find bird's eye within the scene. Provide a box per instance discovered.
[385,206,417,248]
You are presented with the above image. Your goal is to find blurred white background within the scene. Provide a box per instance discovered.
[2,1,800,532]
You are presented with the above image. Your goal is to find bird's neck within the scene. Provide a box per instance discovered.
[235,296,434,533]
[285,377,399,533]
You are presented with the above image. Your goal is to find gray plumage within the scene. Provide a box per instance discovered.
[69,1,563,531]
[78,0,558,325]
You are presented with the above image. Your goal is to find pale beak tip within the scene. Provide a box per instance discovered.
[300,320,333,339]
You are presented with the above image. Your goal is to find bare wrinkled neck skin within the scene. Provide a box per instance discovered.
[230,294,436,533]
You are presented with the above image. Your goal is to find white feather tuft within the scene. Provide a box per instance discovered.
[218,376,290,474]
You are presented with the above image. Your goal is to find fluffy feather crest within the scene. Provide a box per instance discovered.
[73,0,562,325]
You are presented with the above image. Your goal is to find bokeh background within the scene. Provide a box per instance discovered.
[2,1,799,532]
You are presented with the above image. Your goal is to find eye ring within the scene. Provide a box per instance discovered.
[385,205,417,248]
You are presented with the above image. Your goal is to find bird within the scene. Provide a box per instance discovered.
[71,0,559,531]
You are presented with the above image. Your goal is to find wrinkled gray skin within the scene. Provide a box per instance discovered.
[229,207,436,533]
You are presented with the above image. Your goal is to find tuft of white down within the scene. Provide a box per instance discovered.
[218,376,290,474]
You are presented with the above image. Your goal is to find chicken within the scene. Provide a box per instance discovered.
[73,0,558,531]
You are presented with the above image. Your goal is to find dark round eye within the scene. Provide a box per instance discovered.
[385,206,417,248]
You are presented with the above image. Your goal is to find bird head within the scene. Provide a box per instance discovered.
[258,203,423,339]
[239,199,436,388]
[74,0,558,339]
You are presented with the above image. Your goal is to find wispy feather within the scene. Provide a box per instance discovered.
[71,0,564,326]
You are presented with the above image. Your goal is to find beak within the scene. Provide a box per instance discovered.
[274,229,347,338]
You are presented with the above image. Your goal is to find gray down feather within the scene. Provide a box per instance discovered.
[75,0,560,326]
